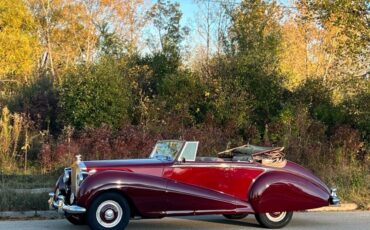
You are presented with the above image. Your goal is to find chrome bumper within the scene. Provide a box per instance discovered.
[329,188,340,205]
[48,192,86,214]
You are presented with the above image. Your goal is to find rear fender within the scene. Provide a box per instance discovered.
[249,171,330,213]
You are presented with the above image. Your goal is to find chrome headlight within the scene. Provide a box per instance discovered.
[63,168,71,183]
[77,171,89,185]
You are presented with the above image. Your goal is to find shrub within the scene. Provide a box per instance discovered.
[58,60,131,130]
[7,75,59,135]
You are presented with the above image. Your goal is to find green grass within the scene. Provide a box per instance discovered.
[0,173,59,211]
[0,173,59,189]
[0,190,49,211]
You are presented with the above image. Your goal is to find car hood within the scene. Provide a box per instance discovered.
[83,158,169,171]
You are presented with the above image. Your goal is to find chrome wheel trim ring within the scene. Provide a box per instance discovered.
[96,200,123,228]
[266,212,286,222]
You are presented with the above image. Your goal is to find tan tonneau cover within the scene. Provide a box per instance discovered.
[217,144,287,168]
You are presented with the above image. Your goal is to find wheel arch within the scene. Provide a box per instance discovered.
[77,170,167,218]
[86,188,140,218]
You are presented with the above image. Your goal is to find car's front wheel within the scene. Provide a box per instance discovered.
[255,211,293,229]
[87,192,130,230]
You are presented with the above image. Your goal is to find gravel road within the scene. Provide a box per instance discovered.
[0,211,368,230]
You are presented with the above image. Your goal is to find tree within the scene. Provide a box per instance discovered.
[342,83,370,141]
[229,0,283,74]
[8,76,59,134]
[132,0,189,98]
[158,71,209,126]
[194,0,231,59]
[58,59,131,129]
[228,0,285,132]
[279,16,328,89]
[0,0,40,83]
[300,0,370,96]
[98,23,126,58]
[191,0,231,77]
[28,0,146,83]
[28,0,96,82]
[81,0,147,56]
[293,79,346,129]
[147,0,189,65]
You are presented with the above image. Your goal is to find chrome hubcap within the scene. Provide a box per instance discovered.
[266,212,286,222]
[104,209,114,220]
[96,200,123,228]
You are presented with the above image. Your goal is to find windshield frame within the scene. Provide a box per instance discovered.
[149,140,186,161]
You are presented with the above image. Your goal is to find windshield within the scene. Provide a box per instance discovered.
[149,140,185,161]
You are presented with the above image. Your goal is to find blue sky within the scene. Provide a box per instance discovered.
[177,0,199,25]
[145,0,292,55]
[174,0,291,25]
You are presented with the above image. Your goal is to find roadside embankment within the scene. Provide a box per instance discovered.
[307,203,359,212]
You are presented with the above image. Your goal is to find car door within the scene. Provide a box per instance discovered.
[228,162,265,201]
[163,142,236,215]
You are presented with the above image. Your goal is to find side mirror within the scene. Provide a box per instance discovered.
[180,157,186,163]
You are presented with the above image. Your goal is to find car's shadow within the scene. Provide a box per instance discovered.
[129,215,261,229]
[129,214,328,229]
[203,219,259,228]
[180,215,261,228]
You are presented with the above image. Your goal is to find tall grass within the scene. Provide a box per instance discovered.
[0,173,59,212]
[0,107,24,172]
[0,190,49,211]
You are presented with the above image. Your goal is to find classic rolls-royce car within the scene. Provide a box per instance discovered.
[48,140,339,230]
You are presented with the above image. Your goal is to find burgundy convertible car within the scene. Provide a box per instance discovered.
[48,140,339,230]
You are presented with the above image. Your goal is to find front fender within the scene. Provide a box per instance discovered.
[77,170,167,217]
[249,171,330,213]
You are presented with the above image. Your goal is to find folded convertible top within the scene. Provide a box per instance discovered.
[218,144,286,168]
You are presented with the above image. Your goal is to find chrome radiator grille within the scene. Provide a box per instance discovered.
[71,163,78,195]
[71,155,87,195]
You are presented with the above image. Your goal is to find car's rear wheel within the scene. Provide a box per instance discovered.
[87,192,130,230]
[65,214,86,225]
[223,214,248,219]
[255,211,293,229]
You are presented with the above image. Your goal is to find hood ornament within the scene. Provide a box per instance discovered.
[76,154,82,163]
